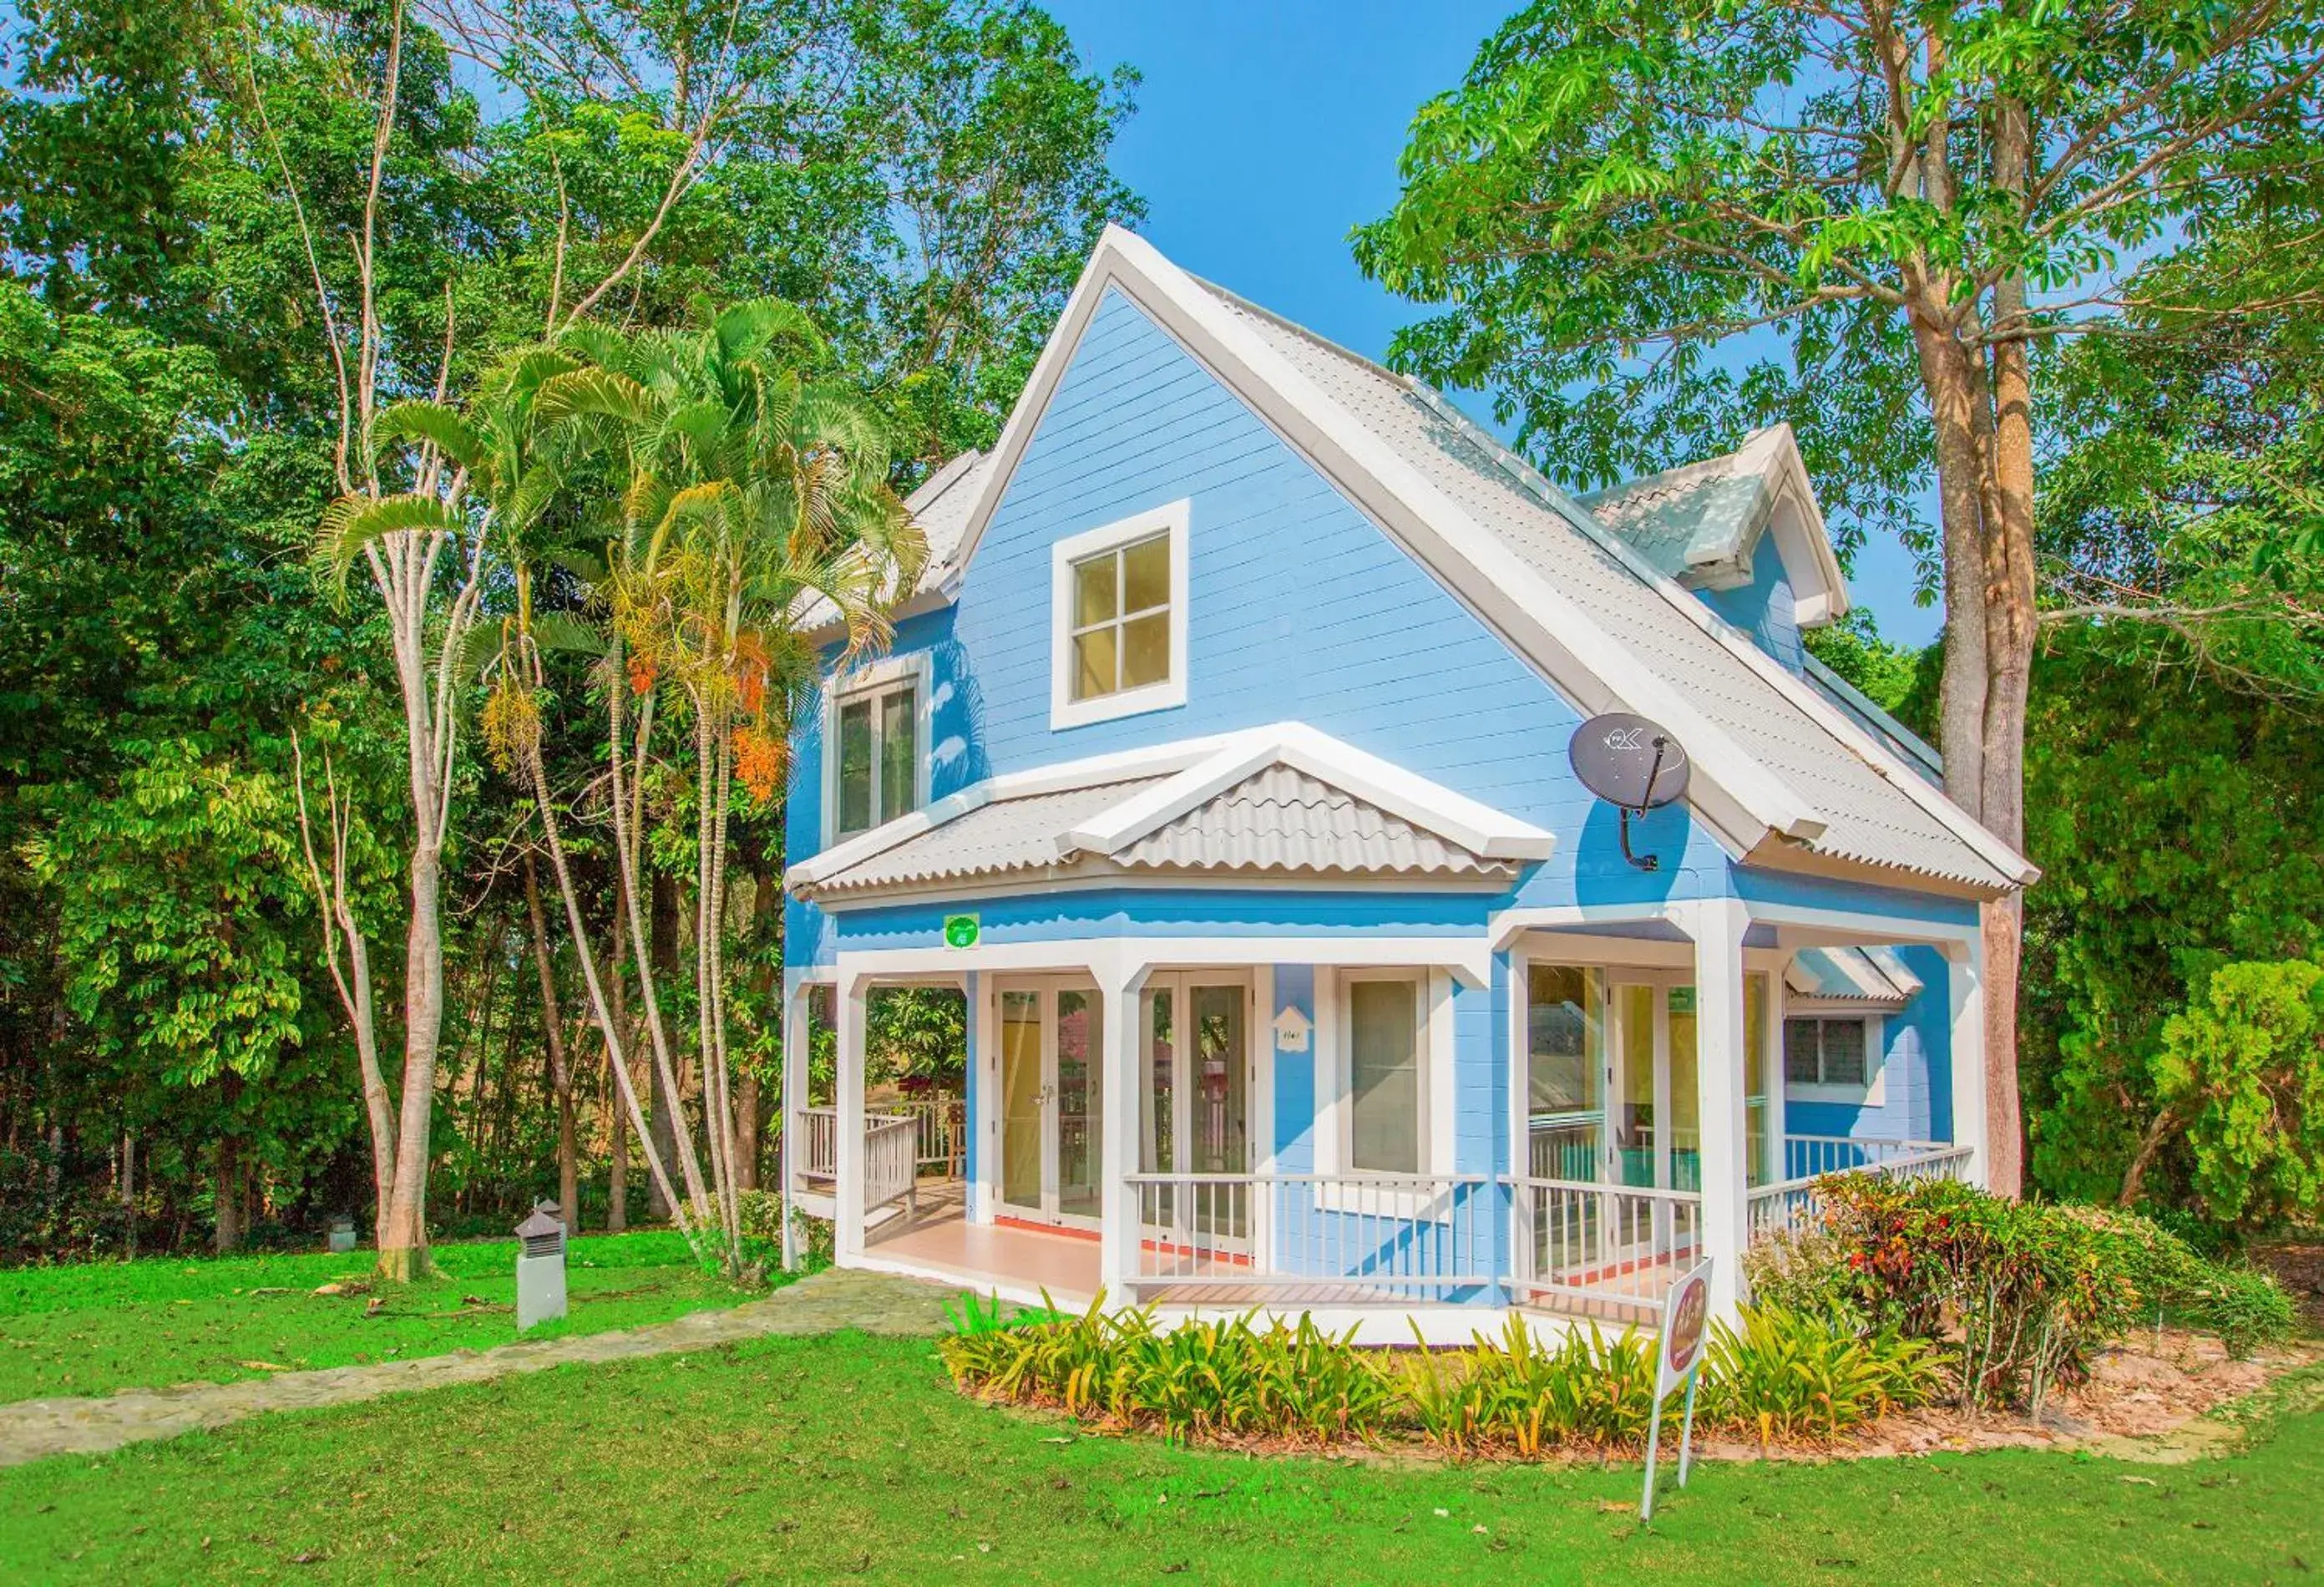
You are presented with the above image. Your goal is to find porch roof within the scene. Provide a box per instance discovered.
[1785,944,1924,1008]
[787,723,1548,902]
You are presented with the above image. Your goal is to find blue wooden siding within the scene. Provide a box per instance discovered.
[1702,534,1805,673]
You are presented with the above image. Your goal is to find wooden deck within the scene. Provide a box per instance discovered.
[859,1184,1101,1306]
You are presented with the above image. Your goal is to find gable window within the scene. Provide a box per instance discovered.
[825,654,930,843]
[1785,1016,1871,1088]
[1049,500,1190,729]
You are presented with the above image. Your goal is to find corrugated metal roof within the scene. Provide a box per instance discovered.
[1580,444,1771,586]
[1115,764,1514,878]
[1785,945,1924,1006]
[818,778,1163,894]
[808,760,1515,898]
[1198,287,2009,891]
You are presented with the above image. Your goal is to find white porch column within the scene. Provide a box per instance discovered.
[1946,934,1989,1188]
[1096,955,1147,1306]
[834,971,869,1265]
[1764,966,1788,1186]
[1685,898,1752,1321]
[779,974,810,1272]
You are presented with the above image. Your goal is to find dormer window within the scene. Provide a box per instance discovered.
[825,653,931,843]
[1050,500,1190,729]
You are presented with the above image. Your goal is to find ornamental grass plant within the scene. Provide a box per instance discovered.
[939,1294,1945,1458]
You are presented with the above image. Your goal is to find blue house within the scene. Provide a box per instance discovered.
[777,227,2033,1335]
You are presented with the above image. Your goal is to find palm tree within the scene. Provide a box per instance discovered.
[539,301,926,1266]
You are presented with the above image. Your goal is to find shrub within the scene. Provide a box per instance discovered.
[2063,1206,2296,1356]
[1701,1305,1943,1447]
[1805,1175,2139,1414]
[944,1297,1937,1458]
[1742,1228,1866,1326]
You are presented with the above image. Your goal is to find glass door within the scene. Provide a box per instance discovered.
[1141,975,1253,1247]
[993,980,1104,1230]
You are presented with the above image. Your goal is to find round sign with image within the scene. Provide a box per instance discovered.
[1664,1270,1709,1379]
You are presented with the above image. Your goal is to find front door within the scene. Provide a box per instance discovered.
[995,981,1103,1229]
[1141,975,1254,1245]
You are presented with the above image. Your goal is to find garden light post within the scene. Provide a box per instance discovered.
[515,1202,568,1331]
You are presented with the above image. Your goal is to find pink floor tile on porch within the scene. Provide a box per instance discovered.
[864,1208,1101,1306]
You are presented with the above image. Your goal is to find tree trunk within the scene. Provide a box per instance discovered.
[648,870,683,1221]
[377,840,444,1282]
[735,1071,762,1193]
[214,1136,241,1255]
[524,853,580,1232]
[608,1057,630,1233]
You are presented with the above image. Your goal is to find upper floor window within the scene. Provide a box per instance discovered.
[826,653,929,843]
[1050,499,1190,729]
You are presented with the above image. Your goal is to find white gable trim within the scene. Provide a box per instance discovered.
[1061,722,1557,863]
[940,226,2033,890]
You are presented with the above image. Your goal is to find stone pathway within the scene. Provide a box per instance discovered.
[0,1267,956,1469]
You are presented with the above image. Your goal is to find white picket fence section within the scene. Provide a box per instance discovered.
[1512,1176,1703,1313]
[1126,1173,1500,1298]
[1745,1139,1975,1241]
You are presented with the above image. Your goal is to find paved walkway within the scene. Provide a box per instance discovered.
[0,1267,955,1469]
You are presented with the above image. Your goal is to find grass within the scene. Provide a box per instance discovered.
[0,1230,776,1401]
[2,1329,2319,1584]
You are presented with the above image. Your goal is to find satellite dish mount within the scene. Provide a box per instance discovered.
[1567,712,1692,874]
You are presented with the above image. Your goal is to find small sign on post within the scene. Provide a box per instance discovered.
[1640,1256,1712,1525]
[514,1201,568,1331]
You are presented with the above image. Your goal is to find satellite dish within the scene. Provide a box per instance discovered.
[1569,713,1690,871]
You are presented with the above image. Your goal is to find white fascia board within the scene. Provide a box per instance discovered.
[1272,723,1555,859]
[1734,423,1850,626]
[1060,722,1557,864]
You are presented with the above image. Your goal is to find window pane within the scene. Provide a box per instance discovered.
[1072,627,1117,701]
[1527,965,1602,1115]
[1146,991,1174,1176]
[837,697,873,834]
[1121,533,1171,613]
[1783,1018,1820,1085]
[1121,611,1170,690]
[878,686,916,824]
[1349,980,1419,1174]
[1821,1019,1868,1085]
[1073,551,1117,628]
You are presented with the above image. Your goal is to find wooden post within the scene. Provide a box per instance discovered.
[1946,935,1989,1188]
[1685,899,1751,1321]
[835,972,868,1265]
[1096,956,1147,1306]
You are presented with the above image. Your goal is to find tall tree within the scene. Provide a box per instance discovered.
[1354,0,2324,1192]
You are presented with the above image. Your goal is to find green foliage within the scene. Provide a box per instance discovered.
[944,1297,1940,1456]
[1801,609,1938,730]
[1699,1305,1942,1448]
[1812,1176,2139,1414]
[2154,961,2324,1230]
[2020,634,2324,1211]
[23,741,306,1088]
[2059,1206,2296,1356]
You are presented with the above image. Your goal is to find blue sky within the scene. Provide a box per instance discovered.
[1041,0,1942,646]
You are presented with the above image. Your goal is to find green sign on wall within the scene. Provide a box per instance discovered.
[943,914,980,950]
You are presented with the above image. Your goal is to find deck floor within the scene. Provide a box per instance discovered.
[863,1189,1101,1306]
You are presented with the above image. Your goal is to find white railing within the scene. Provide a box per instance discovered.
[1527,1113,1603,1180]
[793,1105,922,1211]
[871,1094,966,1177]
[1126,1174,1500,1298]
[1746,1138,1974,1241]
[865,1113,919,1214]
[1513,1177,1703,1314]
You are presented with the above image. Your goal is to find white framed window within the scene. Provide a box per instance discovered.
[1315,968,1456,1191]
[1784,1014,1883,1101]
[822,652,931,844]
[1049,499,1190,730]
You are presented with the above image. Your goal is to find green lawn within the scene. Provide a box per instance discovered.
[3,1329,2318,1584]
[0,1231,774,1401]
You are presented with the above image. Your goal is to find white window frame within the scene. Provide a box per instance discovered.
[1782,1010,1886,1104]
[1049,499,1191,731]
[821,651,934,848]
[1315,968,1456,1207]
